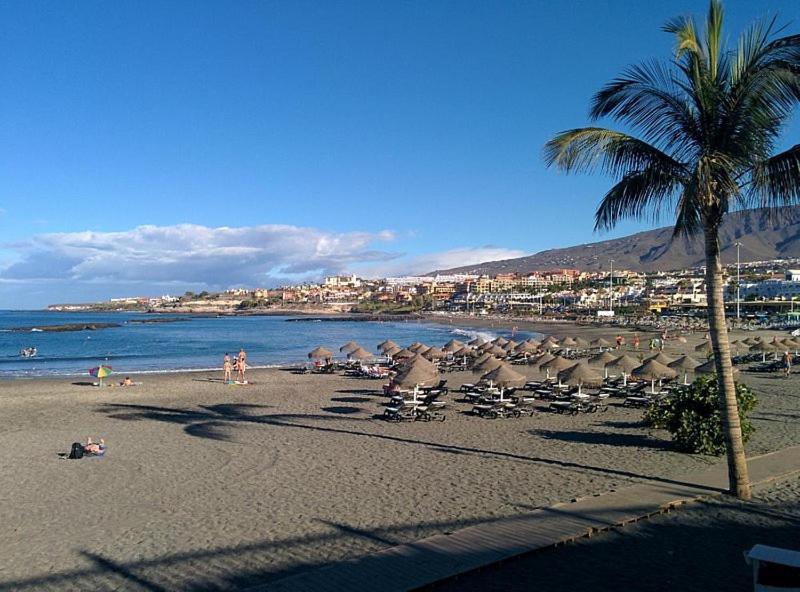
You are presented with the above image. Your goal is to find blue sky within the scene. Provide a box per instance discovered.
[1,0,798,308]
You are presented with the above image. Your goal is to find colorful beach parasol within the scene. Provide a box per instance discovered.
[89,365,113,387]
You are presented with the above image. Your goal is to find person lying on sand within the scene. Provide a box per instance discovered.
[63,437,107,459]
[84,437,105,454]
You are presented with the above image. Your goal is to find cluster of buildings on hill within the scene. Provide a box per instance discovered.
[46,259,800,318]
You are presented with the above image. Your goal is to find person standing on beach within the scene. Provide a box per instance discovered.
[615,335,623,349]
[223,353,232,383]
[236,357,246,382]
[783,350,792,378]
[633,333,640,351]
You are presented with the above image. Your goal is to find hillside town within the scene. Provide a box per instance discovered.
[48,258,800,324]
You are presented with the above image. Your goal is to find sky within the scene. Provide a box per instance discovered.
[1,0,798,308]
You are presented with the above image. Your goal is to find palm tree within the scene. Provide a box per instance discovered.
[544,0,800,499]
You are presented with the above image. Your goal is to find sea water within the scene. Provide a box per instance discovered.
[0,311,532,378]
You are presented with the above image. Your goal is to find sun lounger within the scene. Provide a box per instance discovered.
[623,396,652,408]
[549,401,579,415]
[472,401,520,419]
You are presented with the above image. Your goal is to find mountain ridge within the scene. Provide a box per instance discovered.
[430,207,800,275]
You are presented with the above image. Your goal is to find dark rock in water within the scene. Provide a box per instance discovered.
[10,323,122,333]
[126,317,188,325]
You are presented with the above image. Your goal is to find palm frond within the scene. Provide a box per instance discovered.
[749,144,800,209]
[594,166,683,231]
[543,128,686,179]
[705,0,724,81]
[589,60,701,156]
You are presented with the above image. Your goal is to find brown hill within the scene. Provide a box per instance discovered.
[432,207,800,275]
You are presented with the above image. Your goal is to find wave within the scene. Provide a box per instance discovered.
[449,327,497,343]
[0,352,154,365]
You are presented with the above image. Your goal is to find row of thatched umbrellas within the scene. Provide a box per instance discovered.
[307,332,761,398]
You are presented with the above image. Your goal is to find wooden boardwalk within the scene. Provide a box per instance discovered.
[247,446,800,592]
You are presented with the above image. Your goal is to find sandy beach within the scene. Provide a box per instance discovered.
[1,326,799,590]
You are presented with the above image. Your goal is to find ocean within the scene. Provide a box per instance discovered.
[0,311,531,378]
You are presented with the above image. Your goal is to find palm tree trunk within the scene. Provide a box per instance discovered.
[704,223,752,499]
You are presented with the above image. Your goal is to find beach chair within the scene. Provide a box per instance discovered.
[511,395,537,416]
[421,379,448,396]
[623,395,653,408]
[549,401,579,415]
[383,401,419,422]
[472,401,520,419]
[415,401,447,422]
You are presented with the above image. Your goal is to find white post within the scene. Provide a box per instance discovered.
[736,241,741,321]
[609,259,614,312]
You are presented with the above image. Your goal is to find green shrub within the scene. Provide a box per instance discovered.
[643,375,758,455]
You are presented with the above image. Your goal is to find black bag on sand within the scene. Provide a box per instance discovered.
[68,442,84,459]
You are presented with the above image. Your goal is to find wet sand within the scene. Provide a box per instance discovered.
[1,328,798,590]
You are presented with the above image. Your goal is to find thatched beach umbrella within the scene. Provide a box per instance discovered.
[422,346,446,361]
[696,359,740,377]
[451,346,476,368]
[588,351,618,378]
[485,345,507,357]
[589,351,618,366]
[393,357,439,402]
[560,336,578,348]
[493,336,509,346]
[647,352,677,366]
[743,337,760,346]
[668,355,701,385]
[473,352,494,366]
[573,337,590,349]
[606,354,641,386]
[694,341,712,354]
[591,337,613,349]
[480,363,526,400]
[377,339,398,353]
[347,347,373,361]
[408,342,428,353]
[442,339,465,353]
[540,355,574,383]
[392,348,416,360]
[468,337,486,347]
[473,355,504,374]
[785,338,800,355]
[632,359,678,394]
[383,344,402,358]
[558,362,603,396]
[534,352,555,368]
[541,336,560,350]
[340,342,361,354]
[750,340,779,362]
[502,340,519,352]
[308,346,333,360]
[454,346,477,358]
[514,341,539,356]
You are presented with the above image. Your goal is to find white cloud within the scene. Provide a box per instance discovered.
[358,246,527,277]
[0,225,528,308]
[1,224,399,287]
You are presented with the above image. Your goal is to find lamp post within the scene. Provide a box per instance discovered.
[609,259,614,313]
[735,242,741,321]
